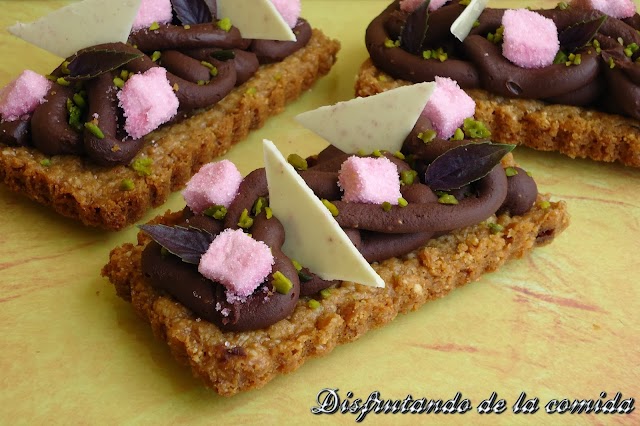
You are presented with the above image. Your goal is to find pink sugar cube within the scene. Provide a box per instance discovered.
[117,67,179,139]
[400,0,447,12]
[269,0,302,28]
[131,0,173,31]
[421,76,475,139]
[0,70,51,122]
[198,228,275,297]
[338,156,402,205]
[571,0,636,19]
[182,160,243,214]
[502,9,559,69]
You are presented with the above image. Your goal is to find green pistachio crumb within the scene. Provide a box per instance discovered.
[237,208,254,229]
[557,1,568,10]
[423,48,447,61]
[505,167,519,177]
[488,223,504,234]
[382,201,392,212]
[45,74,57,82]
[217,17,232,32]
[308,299,321,309]
[208,66,219,77]
[40,158,51,167]
[553,50,568,65]
[378,75,388,82]
[459,0,470,6]
[151,51,161,62]
[203,205,227,220]
[197,80,206,86]
[272,271,293,294]
[245,87,257,96]
[61,61,71,75]
[253,197,269,216]
[418,129,437,143]
[321,199,339,217]
[473,20,480,28]
[609,57,616,69]
[265,206,273,219]
[56,77,70,87]
[526,170,533,177]
[201,60,214,69]
[538,200,551,209]
[438,194,458,205]
[400,169,418,186]
[120,178,135,191]
[183,24,191,30]
[320,288,332,299]
[84,121,104,139]
[463,117,491,139]
[593,39,601,54]
[273,72,282,81]
[488,26,504,44]
[113,77,125,89]
[357,149,368,156]
[120,69,130,80]
[72,93,86,108]
[291,259,303,272]
[149,22,160,31]
[393,151,405,160]
[384,38,400,48]
[66,98,83,131]
[372,149,383,158]
[287,153,308,171]
[131,157,153,176]
[398,197,408,207]
[451,128,465,141]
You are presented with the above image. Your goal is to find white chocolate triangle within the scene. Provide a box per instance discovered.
[217,0,296,42]
[8,0,142,58]
[295,82,435,154]
[262,139,385,288]
[451,0,488,41]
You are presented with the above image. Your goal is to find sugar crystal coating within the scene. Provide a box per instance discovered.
[182,160,243,214]
[198,228,275,297]
[571,0,636,19]
[131,0,173,31]
[269,0,302,28]
[0,70,51,122]
[502,9,559,69]
[338,156,401,205]
[117,67,179,139]
[421,76,475,139]
[400,0,448,12]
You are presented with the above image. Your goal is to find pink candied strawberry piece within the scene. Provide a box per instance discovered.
[0,70,51,122]
[571,0,636,19]
[131,0,173,31]
[421,76,475,139]
[400,0,447,12]
[117,67,179,139]
[338,156,402,205]
[269,0,302,28]
[502,9,559,69]
[198,228,275,297]
[182,160,243,214]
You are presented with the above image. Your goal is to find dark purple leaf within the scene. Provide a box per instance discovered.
[210,49,235,61]
[559,15,607,53]
[139,224,213,264]
[66,48,142,80]
[171,0,212,25]
[401,0,430,55]
[424,142,515,191]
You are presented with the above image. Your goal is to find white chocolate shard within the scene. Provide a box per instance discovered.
[217,0,296,41]
[8,0,142,58]
[295,82,435,154]
[262,139,385,288]
[451,0,488,41]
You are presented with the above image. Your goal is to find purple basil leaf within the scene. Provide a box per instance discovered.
[559,15,607,53]
[424,142,515,191]
[139,224,214,264]
[171,0,212,25]
[401,0,430,55]
[66,48,142,80]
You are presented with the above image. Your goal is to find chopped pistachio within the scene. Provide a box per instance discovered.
[393,151,405,160]
[45,74,57,82]
[265,206,273,219]
[61,61,71,75]
[472,20,480,28]
[203,205,227,220]
[400,169,418,186]
[438,194,458,205]
[201,60,214,69]
[183,24,191,30]
[320,288,332,299]
[418,129,437,143]
[237,208,254,229]
[378,74,388,82]
[273,72,282,81]
[72,93,86,108]
[253,196,269,216]
[120,69,130,80]
[553,50,568,65]
[384,38,400,48]
[381,201,392,212]
[459,0,470,5]
[565,53,581,66]
[217,17,232,32]
[372,149,383,158]
[197,80,207,86]
[357,149,368,156]
[526,170,533,177]
[557,1,568,10]
[463,118,491,139]
[398,197,408,207]
[287,153,308,171]
[505,167,519,177]
[120,178,135,191]
[488,223,504,234]
[131,157,153,176]
[208,66,218,77]
[151,51,161,62]
[291,259,303,271]
[538,200,551,209]
[56,77,70,87]
[423,47,447,61]
[66,98,83,131]
[487,25,504,44]
[84,121,105,139]
[272,271,293,294]
[308,299,321,309]
[40,158,51,167]
[321,199,339,217]
[245,87,257,96]
[608,57,616,69]
[149,22,160,31]
[593,39,601,54]
[113,77,125,89]
[451,128,465,140]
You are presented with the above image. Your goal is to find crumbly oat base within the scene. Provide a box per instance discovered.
[0,30,340,230]
[102,187,569,396]
[355,59,640,168]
